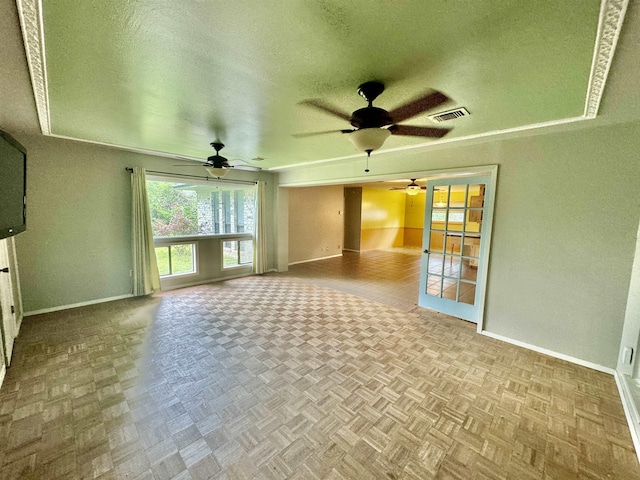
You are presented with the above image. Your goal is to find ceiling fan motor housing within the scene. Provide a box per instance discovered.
[207,154,230,168]
[351,107,392,129]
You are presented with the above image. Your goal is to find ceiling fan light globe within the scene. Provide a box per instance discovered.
[347,128,391,152]
[205,167,229,177]
[406,185,421,196]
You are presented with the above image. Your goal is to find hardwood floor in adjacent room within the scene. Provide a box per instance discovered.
[0,251,638,479]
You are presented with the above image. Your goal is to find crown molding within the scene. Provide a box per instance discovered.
[584,0,629,118]
[16,0,50,135]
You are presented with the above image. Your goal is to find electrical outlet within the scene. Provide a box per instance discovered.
[622,346,634,365]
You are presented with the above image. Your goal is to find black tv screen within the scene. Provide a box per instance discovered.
[0,130,26,240]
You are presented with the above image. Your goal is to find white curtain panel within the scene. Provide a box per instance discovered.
[253,181,268,274]
[131,167,160,295]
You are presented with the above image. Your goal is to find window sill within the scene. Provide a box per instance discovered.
[222,264,252,271]
[155,233,253,244]
[159,271,198,279]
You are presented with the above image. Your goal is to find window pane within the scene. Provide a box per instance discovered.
[430,232,445,253]
[467,184,486,207]
[431,210,446,230]
[223,241,238,267]
[447,210,464,231]
[240,240,253,265]
[155,246,170,276]
[147,181,198,237]
[432,187,448,208]
[448,185,467,208]
[459,282,476,305]
[428,254,444,274]
[171,244,195,275]
[442,278,458,300]
[147,179,256,238]
[426,275,442,297]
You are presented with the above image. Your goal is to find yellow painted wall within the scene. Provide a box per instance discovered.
[360,188,406,251]
[404,192,426,247]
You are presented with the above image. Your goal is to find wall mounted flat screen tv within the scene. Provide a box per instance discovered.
[0,129,27,240]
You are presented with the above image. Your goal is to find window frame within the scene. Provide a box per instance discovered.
[221,237,254,270]
[146,175,256,239]
[154,240,198,278]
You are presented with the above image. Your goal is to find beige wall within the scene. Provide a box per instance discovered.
[278,120,640,369]
[287,185,343,264]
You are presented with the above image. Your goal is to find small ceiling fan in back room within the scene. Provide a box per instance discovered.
[295,81,454,171]
[390,179,426,196]
[173,142,261,178]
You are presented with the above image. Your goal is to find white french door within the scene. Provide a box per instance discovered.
[418,175,494,323]
[0,237,22,366]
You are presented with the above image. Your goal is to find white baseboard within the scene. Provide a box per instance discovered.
[24,293,134,317]
[0,363,5,390]
[289,254,343,266]
[614,371,640,462]
[480,330,615,375]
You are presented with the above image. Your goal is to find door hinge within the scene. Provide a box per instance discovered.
[11,305,15,314]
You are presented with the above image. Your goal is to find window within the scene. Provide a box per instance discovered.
[431,211,465,223]
[146,177,256,277]
[223,240,253,268]
[155,243,196,277]
[147,179,255,237]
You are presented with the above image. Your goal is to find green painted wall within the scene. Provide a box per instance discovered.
[13,135,277,313]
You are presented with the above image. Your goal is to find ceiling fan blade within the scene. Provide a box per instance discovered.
[292,129,354,138]
[388,124,451,138]
[172,164,207,167]
[299,99,352,121]
[388,90,450,123]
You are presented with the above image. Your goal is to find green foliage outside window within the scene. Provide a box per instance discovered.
[147,181,198,237]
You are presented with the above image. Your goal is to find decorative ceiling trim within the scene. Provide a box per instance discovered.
[47,132,205,162]
[16,0,50,135]
[270,115,587,172]
[584,0,629,119]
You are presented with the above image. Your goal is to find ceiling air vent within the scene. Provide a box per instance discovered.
[428,107,470,123]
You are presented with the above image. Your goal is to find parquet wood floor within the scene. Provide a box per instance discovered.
[0,259,638,478]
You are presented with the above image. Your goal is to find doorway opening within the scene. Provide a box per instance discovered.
[284,166,497,327]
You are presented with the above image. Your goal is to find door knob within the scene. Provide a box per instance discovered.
[0,267,8,273]
[423,249,430,254]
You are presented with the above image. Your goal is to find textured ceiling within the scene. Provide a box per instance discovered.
[22,0,603,169]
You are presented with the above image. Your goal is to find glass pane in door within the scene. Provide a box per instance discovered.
[430,232,445,253]
[419,177,490,323]
[459,282,476,305]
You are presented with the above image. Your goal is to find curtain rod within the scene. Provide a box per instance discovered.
[125,168,257,185]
